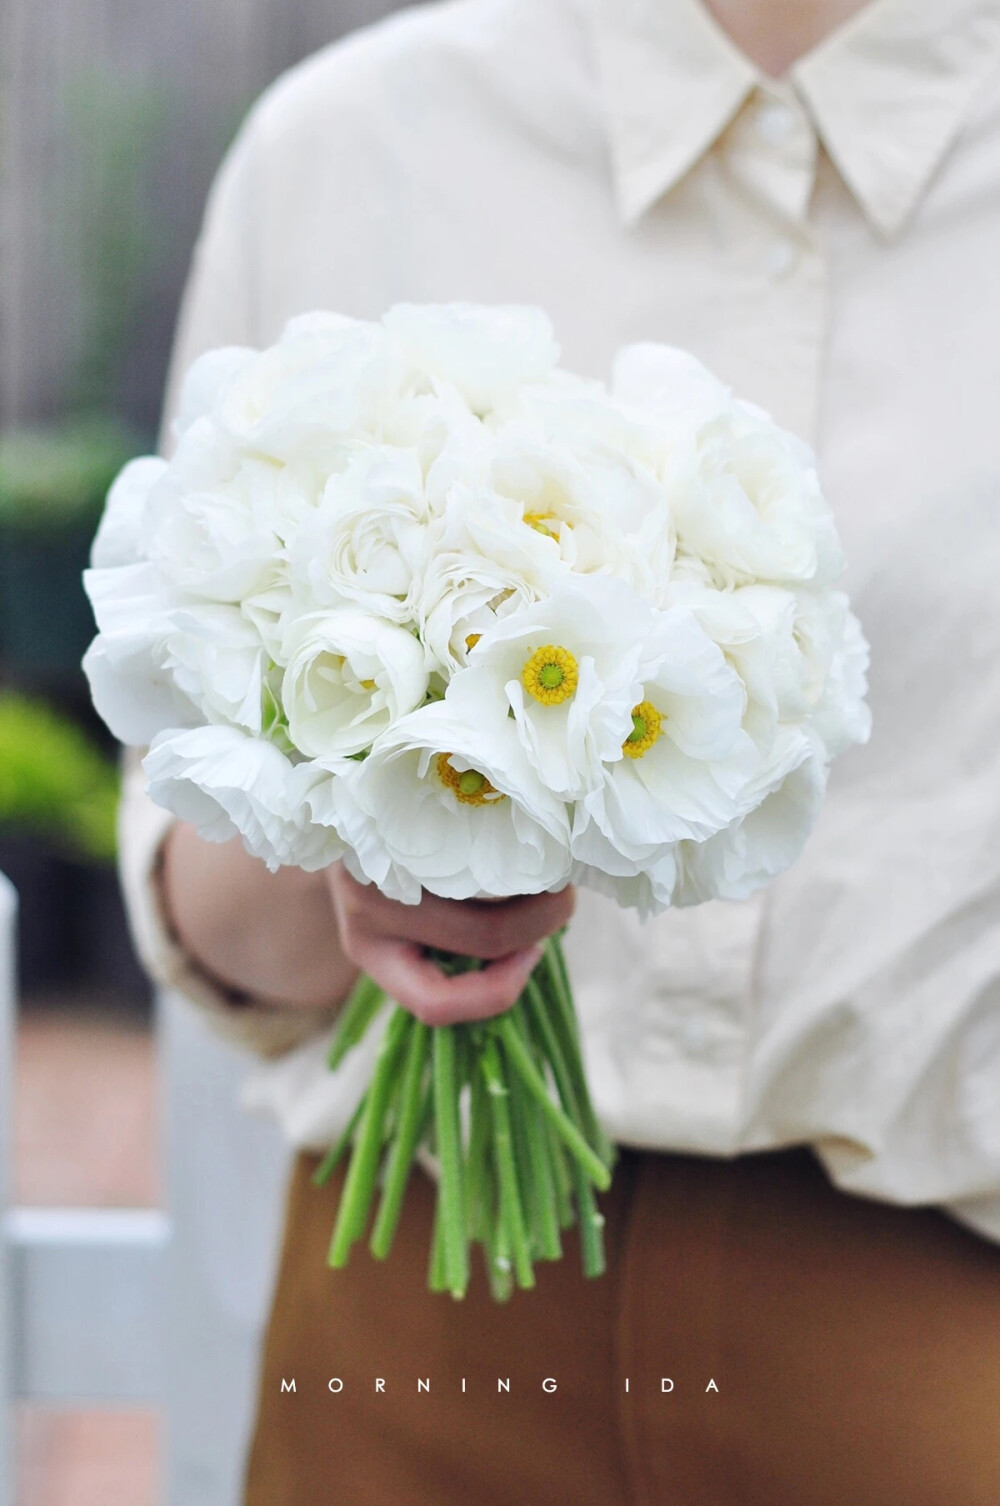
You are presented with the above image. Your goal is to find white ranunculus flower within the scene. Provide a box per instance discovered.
[673,728,825,904]
[90,456,167,569]
[487,410,677,602]
[214,317,403,465]
[171,346,257,440]
[148,445,311,603]
[163,602,269,734]
[612,343,731,428]
[382,303,560,415]
[143,725,348,872]
[799,591,872,757]
[381,379,484,473]
[82,562,200,746]
[571,606,753,870]
[506,372,664,471]
[722,584,871,756]
[417,483,560,674]
[80,305,870,926]
[289,446,431,625]
[721,583,815,749]
[572,846,680,919]
[484,436,658,585]
[664,403,845,589]
[661,570,764,647]
[333,692,572,903]
[240,580,297,664]
[281,610,428,760]
[452,574,652,799]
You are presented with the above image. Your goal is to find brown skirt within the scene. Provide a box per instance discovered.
[245,1145,1000,1506]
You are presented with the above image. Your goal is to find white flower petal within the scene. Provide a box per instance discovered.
[343,699,571,902]
[90,457,167,569]
[282,609,429,759]
[383,303,559,413]
[143,725,347,872]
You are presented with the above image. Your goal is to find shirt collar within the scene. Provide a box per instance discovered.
[589,0,1000,237]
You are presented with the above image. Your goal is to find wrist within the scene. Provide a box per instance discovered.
[159,823,357,1012]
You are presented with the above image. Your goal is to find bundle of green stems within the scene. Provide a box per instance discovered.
[314,934,615,1300]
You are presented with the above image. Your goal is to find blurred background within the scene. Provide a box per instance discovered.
[0,2,409,1500]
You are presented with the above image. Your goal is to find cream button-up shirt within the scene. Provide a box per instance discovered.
[121,0,1000,1241]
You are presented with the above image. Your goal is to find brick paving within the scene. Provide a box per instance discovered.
[16,1410,159,1506]
[14,1004,161,1505]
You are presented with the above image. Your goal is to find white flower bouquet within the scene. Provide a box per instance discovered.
[83,304,870,1299]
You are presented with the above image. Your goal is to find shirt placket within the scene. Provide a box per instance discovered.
[719,83,827,445]
[640,86,831,1154]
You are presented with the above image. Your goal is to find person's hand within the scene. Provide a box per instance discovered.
[325,865,575,1027]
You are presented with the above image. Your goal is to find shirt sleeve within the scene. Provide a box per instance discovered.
[117,115,339,1060]
[118,749,339,1058]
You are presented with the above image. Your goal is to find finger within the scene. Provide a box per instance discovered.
[347,934,545,1027]
[366,885,576,960]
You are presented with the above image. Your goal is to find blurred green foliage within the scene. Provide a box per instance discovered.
[61,72,168,416]
[0,692,119,861]
[0,417,139,533]
[0,417,141,679]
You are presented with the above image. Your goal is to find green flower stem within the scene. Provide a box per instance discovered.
[429,1196,448,1293]
[507,1048,561,1261]
[551,933,578,1040]
[327,1008,411,1267]
[321,941,615,1299]
[433,1025,469,1299]
[497,1007,611,1192]
[544,1116,574,1230]
[504,1051,538,1242]
[481,1037,534,1290]
[523,975,614,1185]
[465,1064,492,1243]
[484,1192,514,1303]
[542,942,614,1167]
[311,1095,366,1188]
[522,977,583,1130]
[327,973,387,1071]
[571,1163,608,1280]
[370,1020,431,1260]
[520,992,574,1229]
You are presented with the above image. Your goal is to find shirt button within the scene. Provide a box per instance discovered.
[755,100,797,145]
[767,237,797,278]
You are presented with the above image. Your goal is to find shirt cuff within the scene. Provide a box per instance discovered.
[118,749,338,1059]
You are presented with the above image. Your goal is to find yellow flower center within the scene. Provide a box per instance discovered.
[436,753,506,806]
[359,678,376,691]
[464,633,482,652]
[521,645,579,706]
[523,510,558,538]
[622,701,663,759]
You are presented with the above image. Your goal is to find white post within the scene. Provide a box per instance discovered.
[0,873,18,1506]
[0,872,290,1506]
[161,989,290,1506]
